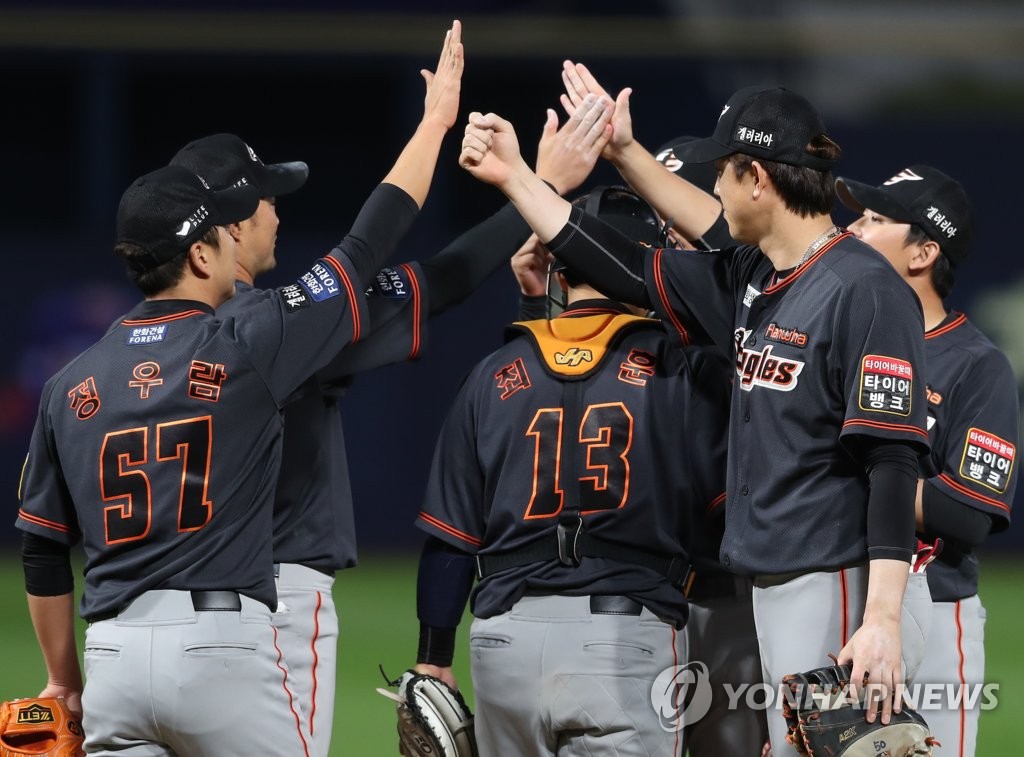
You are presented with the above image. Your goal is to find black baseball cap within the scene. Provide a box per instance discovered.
[116,164,261,271]
[170,133,309,197]
[835,165,973,266]
[654,135,719,194]
[675,85,837,170]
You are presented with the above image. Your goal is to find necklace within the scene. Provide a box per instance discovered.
[796,224,842,267]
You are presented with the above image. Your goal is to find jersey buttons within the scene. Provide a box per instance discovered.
[741,485,749,495]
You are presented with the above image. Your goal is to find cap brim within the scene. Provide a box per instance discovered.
[673,137,733,164]
[835,178,914,223]
[212,182,261,226]
[262,161,309,197]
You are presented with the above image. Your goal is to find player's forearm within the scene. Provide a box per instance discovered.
[499,163,573,244]
[26,593,83,692]
[420,202,533,316]
[610,140,722,243]
[383,120,450,210]
[334,183,420,287]
[862,559,909,624]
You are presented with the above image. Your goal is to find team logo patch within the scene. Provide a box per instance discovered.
[619,348,657,386]
[554,347,593,367]
[655,148,682,173]
[858,355,913,416]
[126,324,167,345]
[764,322,808,348]
[495,357,531,400]
[68,377,100,420]
[959,428,1015,494]
[368,267,411,299]
[297,260,342,302]
[16,703,54,724]
[279,283,310,311]
[734,328,804,392]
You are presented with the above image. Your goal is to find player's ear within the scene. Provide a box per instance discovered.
[908,239,941,274]
[225,221,244,243]
[187,241,214,278]
[749,160,768,198]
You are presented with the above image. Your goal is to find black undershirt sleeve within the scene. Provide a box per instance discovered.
[22,531,73,596]
[518,294,548,321]
[694,212,733,251]
[420,202,532,317]
[546,206,652,308]
[416,536,476,667]
[922,484,992,549]
[339,183,420,287]
[862,442,920,563]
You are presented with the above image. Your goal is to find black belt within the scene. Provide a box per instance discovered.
[684,571,749,602]
[590,595,643,616]
[475,516,689,589]
[87,590,242,623]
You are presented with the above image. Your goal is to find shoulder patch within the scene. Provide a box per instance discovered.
[367,266,412,299]
[279,283,310,312]
[959,428,1015,494]
[126,324,167,345]
[858,355,912,416]
[297,260,342,302]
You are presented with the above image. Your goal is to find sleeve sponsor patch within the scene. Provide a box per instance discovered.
[279,283,310,312]
[858,354,912,416]
[297,260,342,302]
[367,267,411,299]
[959,428,1015,493]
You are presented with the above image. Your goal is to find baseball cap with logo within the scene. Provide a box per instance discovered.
[170,133,309,198]
[675,85,838,170]
[835,165,973,266]
[654,135,719,194]
[116,164,261,272]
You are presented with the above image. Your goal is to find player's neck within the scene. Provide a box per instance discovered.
[759,213,836,271]
[149,274,233,309]
[917,287,949,331]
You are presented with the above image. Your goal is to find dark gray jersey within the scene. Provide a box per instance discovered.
[217,263,428,572]
[920,312,1017,601]
[643,234,930,574]
[416,303,730,626]
[16,249,368,621]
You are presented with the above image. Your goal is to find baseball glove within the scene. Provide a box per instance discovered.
[0,697,84,757]
[377,670,478,757]
[781,664,938,756]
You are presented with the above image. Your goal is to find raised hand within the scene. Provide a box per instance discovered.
[559,61,635,159]
[535,94,613,195]
[511,235,553,297]
[459,112,525,188]
[421,20,464,131]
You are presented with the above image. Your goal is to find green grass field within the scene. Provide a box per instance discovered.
[1,552,1021,754]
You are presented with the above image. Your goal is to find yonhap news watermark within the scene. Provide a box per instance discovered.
[650,661,1001,730]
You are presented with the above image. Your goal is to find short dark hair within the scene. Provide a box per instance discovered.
[726,134,840,217]
[905,223,955,298]
[115,225,221,297]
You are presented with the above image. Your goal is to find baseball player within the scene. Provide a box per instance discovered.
[653,135,769,757]
[837,165,1018,756]
[163,72,612,757]
[458,78,932,756]
[411,185,732,756]
[15,21,461,755]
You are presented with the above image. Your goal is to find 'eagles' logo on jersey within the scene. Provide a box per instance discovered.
[733,328,804,392]
[554,348,593,367]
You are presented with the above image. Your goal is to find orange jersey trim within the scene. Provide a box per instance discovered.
[954,601,967,757]
[322,256,362,344]
[399,263,422,360]
[705,491,726,515]
[937,473,1011,512]
[926,312,967,341]
[652,249,691,346]
[842,418,929,440]
[764,232,850,295]
[418,512,482,548]
[18,509,73,534]
[839,568,849,648]
[309,591,323,738]
[122,310,205,326]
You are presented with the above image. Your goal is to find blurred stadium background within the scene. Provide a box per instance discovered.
[0,0,1021,752]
